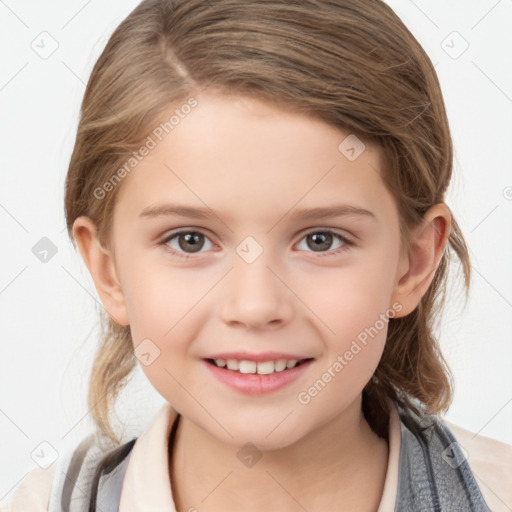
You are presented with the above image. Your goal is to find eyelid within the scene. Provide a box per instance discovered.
[159,226,355,259]
[299,227,354,243]
[160,227,214,243]
[160,225,355,243]
[159,227,354,246]
[160,228,218,250]
[294,228,354,257]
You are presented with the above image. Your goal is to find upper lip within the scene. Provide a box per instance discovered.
[204,352,313,362]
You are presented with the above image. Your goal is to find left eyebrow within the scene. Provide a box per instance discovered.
[139,203,377,221]
[287,205,377,221]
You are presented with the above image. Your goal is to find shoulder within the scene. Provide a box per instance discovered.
[443,419,512,512]
[393,400,509,511]
[1,432,121,512]
[0,462,57,512]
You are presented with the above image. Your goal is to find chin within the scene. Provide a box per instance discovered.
[205,414,308,452]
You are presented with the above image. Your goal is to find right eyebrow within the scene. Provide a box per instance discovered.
[139,203,218,220]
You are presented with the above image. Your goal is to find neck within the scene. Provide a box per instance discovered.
[168,395,389,512]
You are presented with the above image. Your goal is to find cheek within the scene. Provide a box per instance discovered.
[122,264,209,378]
[297,293,392,416]
[300,255,398,342]
[296,247,399,389]
[121,256,199,338]
[124,273,200,405]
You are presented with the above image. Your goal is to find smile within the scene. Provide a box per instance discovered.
[206,358,312,375]
[203,356,314,395]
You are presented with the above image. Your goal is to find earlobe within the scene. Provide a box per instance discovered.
[391,204,452,317]
[72,216,130,326]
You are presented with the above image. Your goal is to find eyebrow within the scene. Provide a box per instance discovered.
[139,203,377,221]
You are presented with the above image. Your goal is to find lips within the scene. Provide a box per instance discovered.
[203,355,315,394]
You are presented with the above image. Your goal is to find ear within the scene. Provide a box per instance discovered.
[390,203,452,317]
[72,216,130,326]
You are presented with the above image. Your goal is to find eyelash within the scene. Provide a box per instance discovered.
[159,228,354,260]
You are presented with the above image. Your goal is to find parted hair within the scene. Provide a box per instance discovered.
[65,0,470,443]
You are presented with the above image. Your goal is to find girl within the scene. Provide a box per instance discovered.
[4,0,511,510]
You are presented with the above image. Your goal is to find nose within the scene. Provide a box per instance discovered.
[219,255,295,330]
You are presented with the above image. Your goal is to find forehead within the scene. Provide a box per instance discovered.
[112,93,396,227]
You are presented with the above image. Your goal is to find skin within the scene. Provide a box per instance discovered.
[73,92,451,511]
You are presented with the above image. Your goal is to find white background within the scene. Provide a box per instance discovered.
[1,0,511,502]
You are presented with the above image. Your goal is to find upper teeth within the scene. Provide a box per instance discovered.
[214,358,300,374]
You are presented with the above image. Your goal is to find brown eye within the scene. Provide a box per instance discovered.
[297,230,351,255]
[306,232,334,252]
[162,230,214,257]
[177,232,204,253]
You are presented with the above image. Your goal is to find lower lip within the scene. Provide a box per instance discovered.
[203,359,314,395]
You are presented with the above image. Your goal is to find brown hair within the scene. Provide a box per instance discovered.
[65,0,470,443]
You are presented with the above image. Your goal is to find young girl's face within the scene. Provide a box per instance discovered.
[105,92,410,449]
